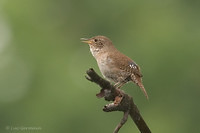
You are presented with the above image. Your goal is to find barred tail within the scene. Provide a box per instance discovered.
[138,80,149,99]
[131,74,149,99]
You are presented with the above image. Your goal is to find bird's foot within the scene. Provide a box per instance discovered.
[114,95,123,105]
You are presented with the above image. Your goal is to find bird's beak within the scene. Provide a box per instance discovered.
[80,38,92,44]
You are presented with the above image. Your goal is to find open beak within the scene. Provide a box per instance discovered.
[80,38,92,44]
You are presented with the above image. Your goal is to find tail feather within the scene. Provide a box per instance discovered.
[131,74,149,99]
[137,79,149,99]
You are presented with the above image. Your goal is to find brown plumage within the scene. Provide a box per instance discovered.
[81,35,148,99]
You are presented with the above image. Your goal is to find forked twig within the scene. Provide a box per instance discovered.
[86,68,151,133]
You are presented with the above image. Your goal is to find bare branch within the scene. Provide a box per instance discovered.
[114,110,129,133]
[86,68,151,133]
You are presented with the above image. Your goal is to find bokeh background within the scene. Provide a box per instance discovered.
[0,0,200,133]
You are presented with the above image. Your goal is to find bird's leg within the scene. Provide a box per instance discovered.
[114,82,120,88]
[114,81,126,89]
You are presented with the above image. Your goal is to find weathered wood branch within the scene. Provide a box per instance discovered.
[85,68,151,133]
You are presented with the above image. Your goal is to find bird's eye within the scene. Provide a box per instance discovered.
[94,39,98,42]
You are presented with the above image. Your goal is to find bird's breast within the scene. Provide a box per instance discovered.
[97,53,112,71]
[96,53,117,81]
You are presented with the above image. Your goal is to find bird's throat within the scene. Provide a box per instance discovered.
[89,46,100,58]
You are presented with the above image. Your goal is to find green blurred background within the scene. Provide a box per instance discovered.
[0,0,200,132]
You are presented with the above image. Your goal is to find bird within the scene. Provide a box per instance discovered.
[81,35,148,99]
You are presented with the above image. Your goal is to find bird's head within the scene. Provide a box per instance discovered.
[81,36,115,57]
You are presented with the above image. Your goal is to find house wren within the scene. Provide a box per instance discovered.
[81,36,148,99]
